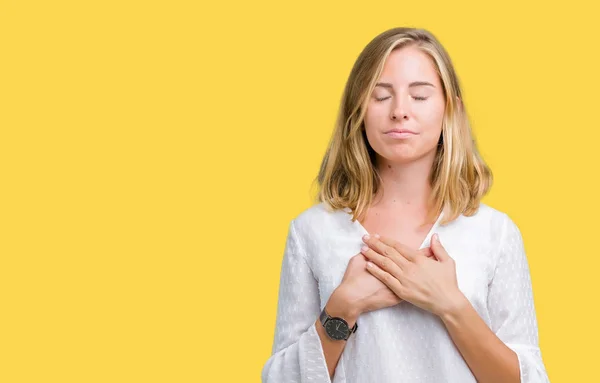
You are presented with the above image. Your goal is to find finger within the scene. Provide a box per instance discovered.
[363,234,410,269]
[360,245,404,277]
[418,247,435,259]
[362,234,395,257]
[366,261,405,297]
[430,234,453,263]
[391,240,420,262]
[377,235,419,263]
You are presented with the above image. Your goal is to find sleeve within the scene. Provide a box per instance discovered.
[486,213,550,382]
[261,219,335,383]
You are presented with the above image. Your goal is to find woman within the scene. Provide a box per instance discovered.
[262,27,549,383]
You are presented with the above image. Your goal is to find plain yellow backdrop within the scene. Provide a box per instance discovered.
[1,0,598,382]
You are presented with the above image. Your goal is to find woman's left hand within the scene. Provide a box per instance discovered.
[360,233,467,318]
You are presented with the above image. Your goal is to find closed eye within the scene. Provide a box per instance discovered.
[375,96,428,102]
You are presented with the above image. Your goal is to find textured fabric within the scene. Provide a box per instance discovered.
[261,202,550,383]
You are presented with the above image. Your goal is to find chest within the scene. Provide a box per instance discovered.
[359,209,435,250]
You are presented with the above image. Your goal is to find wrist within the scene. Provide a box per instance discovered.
[326,287,360,325]
[439,291,470,321]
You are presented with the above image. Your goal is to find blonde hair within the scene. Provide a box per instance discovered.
[313,27,492,227]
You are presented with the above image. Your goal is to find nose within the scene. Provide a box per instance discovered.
[391,95,409,121]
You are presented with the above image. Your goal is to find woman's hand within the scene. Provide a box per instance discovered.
[360,233,466,317]
[333,246,436,317]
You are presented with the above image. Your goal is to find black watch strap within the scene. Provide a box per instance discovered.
[319,306,329,325]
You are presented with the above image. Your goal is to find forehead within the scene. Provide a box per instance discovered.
[378,46,440,85]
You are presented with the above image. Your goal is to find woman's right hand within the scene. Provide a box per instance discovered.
[330,247,435,317]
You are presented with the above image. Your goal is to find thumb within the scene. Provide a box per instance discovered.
[430,233,451,262]
[418,247,435,259]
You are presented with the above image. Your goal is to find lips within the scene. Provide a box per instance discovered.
[384,129,418,139]
[384,129,417,134]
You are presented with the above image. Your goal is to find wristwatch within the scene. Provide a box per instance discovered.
[319,306,358,341]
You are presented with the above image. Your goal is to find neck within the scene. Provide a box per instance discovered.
[372,154,435,214]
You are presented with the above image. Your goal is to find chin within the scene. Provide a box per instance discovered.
[378,152,419,164]
[376,144,436,164]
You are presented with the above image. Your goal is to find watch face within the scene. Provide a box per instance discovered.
[325,318,350,340]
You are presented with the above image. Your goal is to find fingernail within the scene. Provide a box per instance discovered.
[433,233,439,242]
[361,245,369,252]
[374,234,380,239]
[363,234,370,240]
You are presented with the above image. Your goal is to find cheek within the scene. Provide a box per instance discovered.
[363,109,386,140]
[417,102,445,129]
[364,104,386,124]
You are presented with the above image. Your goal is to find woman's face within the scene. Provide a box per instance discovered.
[364,46,446,165]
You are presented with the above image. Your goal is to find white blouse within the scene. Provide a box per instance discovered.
[261,202,550,383]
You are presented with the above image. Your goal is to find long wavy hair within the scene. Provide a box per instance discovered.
[313,27,492,227]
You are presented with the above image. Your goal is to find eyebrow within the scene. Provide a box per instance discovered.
[375,81,435,89]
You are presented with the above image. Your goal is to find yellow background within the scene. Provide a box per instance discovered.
[1,1,597,381]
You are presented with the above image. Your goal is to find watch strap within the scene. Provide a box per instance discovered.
[319,306,330,326]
